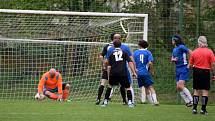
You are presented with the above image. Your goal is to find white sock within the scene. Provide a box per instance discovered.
[109,87,114,99]
[140,87,146,103]
[147,94,153,104]
[151,93,158,104]
[130,86,135,104]
[183,87,193,102]
[180,90,190,103]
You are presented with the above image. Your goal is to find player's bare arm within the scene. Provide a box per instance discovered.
[148,61,155,76]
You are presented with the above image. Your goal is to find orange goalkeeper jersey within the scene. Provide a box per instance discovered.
[38,71,63,94]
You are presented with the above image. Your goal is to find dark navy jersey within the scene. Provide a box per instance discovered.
[107,44,132,59]
[101,42,113,57]
[108,48,131,77]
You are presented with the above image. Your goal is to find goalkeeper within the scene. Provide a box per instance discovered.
[36,68,70,101]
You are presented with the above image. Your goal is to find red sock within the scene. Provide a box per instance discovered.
[62,89,69,100]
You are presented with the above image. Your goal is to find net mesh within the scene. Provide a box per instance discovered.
[0,10,146,101]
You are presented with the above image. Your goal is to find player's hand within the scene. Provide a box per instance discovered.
[171,57,178,62]
[132,73,137,78]
[57,94,63,101]
[212,76,215,81]
[150,70,155,76]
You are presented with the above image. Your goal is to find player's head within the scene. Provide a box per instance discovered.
[110,33,121,41]
[113,39,121,48]
[110,32,116,41]
[198,36,208,47]
[49,68,56,78]
[171,35,184,46]
[138,40,148,49]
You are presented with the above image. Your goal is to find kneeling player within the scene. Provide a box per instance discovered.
[35,68,70,101]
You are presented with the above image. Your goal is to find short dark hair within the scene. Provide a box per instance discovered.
[110,32,116,41]
[113,40,121,48]
[172,35,184,46]
[138,40,148,48]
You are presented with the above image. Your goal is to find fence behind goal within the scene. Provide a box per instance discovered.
[0,9,149,102]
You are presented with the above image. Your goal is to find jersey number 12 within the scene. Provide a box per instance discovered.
[113,51,123,61]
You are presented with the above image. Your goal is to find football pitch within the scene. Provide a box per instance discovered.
[0,100,214,121]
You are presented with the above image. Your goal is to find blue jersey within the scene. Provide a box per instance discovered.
[133,49,154,75]
[172,44,189,67]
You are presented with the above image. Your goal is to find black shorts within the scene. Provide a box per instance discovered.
[62,83,67,90]
[109,76,130,88]
[43,82,68,94]
[193,67,210,90]
[102,70,108,80]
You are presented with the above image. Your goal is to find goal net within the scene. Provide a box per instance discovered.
[0,9,148,101]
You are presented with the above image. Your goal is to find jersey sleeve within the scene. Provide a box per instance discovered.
[101,45,108,57]
[38,73,47,93]
[106,47,114,59]
[123,44,132,56]
[147,51,154,62]
[57,73,63,94]
[180,45,189,53]
[124,52,131,62]
[209,51,215,63]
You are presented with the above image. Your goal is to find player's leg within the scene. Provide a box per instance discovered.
[176,67,193,107]
[147,86,159,105]
[192,67,200,114]
[109,86,115,100]
[122,76,133,107]
[44,90,58,100]
[96,70,108,105]
[145,88,153,104]
[139,86,146,103]
[177,80,192,106]
[62,83,70,101]
[130,86,135,104]
[101,76,116,107]
[144,74,159,105]
[192,90,200,114]
[199,69,210,115]
[137,75,146,104]
[119,86,127,104]
[200,90,209,115]
[127,69,135,104]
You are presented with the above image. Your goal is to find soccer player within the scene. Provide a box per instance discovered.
[171,35,193,107]
[133,40,159,105]
[189,36,215,115]
[107,33,137,104]
[96,33,126,105]
[36,68,70,101]
[101,39,137,107]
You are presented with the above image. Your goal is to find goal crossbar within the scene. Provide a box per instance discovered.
[0,9,148,17]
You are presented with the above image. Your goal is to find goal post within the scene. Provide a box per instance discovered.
[0,9,148,101]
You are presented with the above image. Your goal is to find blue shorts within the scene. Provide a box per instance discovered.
[175,65,189,82]
[137,73,154,88]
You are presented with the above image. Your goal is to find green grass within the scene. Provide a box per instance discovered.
[0,100,215,121]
